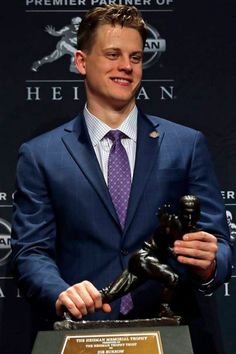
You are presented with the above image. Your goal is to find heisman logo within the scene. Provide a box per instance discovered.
[226,210,236,242]
[31,17,82,74]
[0,218,12,266]
[31,18,166,73]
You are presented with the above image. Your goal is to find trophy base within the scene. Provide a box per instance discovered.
[33,319,193,354]
[54,316,182,331]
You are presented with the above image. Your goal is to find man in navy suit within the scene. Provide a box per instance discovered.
[11,5,232,354]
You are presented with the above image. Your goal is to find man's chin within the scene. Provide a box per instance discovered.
[109,96,136,110]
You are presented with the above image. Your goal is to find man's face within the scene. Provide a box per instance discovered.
[76,24,143,111]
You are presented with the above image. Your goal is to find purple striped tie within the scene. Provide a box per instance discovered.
[106,130,133,315]
[107,130,131,228]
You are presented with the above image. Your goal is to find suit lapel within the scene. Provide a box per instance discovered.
[124,111,164,233]
[62,113,120,225]
[61,111,165,232]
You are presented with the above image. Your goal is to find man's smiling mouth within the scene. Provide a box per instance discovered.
[111,77,132,84]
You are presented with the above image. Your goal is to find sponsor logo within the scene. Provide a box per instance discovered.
[143,23,166,69]
[0,218,12,267]
[221,190,236,242]
[226,210,236,242]
[30,18,165,73]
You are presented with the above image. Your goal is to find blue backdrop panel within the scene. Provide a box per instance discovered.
[0,1,235,353]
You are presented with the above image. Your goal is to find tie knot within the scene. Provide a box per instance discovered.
[106,130,127,143]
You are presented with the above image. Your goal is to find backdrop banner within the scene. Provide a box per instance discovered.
[0,1,235,354]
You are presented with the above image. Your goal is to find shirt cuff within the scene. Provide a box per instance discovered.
[197,262,217,294]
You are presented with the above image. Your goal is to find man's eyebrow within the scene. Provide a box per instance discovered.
[103,47,121,51]
[103,48,143,52]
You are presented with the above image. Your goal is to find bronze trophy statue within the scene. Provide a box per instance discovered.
[100,195,200,320]
[54,195,200,329]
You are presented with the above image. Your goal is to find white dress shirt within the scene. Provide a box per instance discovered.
[84,105,138,184]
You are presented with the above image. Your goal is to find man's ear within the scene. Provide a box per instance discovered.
[74,50,87,75]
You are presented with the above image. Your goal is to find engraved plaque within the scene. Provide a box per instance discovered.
[61,332,164,354]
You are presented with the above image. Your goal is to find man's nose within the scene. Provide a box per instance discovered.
[118,56,132,71]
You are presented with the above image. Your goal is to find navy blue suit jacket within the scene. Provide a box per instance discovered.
[11,111,232,352]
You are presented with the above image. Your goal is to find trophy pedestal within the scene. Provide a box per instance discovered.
[32,318,193,354]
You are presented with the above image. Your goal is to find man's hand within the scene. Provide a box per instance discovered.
[173,231,217,281]
[55,280,112,319]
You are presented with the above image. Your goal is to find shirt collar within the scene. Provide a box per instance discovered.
[84,104,138,147]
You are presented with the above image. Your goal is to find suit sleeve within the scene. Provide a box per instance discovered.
[11,143,69,316]
[187,131,232,291]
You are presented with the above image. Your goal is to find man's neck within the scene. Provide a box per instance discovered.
[86,100,136,129]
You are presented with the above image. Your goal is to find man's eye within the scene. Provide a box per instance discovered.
[106,53,119,60]
[131,55,142,63]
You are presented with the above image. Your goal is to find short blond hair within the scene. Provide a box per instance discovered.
[77,5,147,52]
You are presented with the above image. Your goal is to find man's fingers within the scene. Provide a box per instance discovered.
[182,231,217,243]
[176,255,210,268]
[74,281,102,312]
[55,281,104,319]
[57,286,88,318]
[102,303,112,313]
[175,240,217,253]
[174,244,217,261]
[56,295,84,319]
[173,231,218,278]
[174,232,218,259]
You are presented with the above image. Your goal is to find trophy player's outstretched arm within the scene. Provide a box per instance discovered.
[100,269,144,303]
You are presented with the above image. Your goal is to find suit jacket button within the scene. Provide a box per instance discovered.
[121,249,128,256]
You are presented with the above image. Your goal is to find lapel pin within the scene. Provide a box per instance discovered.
[149,131,160,139]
